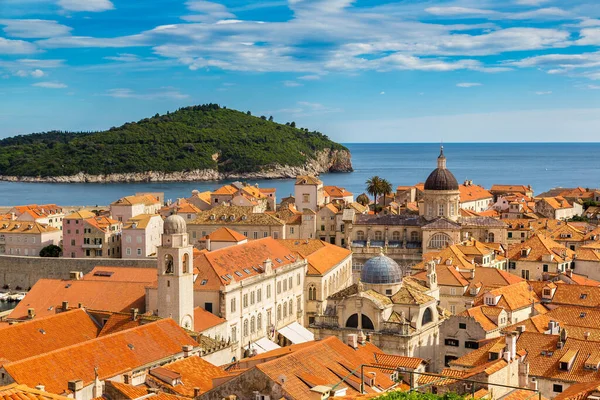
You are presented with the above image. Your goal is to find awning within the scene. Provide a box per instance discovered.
[278,321,315,344]
[244,337,281,354]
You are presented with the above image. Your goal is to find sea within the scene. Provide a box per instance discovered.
[1,143,599,206]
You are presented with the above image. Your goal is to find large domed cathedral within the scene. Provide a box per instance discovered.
[421,147,460,222]
[311,249,444,371]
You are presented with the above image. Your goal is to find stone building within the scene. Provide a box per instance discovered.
[310,252,446,372]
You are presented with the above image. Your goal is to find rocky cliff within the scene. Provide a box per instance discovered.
[0,148,352,183]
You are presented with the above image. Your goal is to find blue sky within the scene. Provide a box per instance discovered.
[1,0,600,142]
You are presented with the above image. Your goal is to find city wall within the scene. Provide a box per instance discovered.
[0,255,156,289]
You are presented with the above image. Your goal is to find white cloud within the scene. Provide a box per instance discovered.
[298,74,322,80]
[535,91,552,95]
[515,0,550,5]
[18,59,64,68]
[425,6,570,20]
[33,81,67,88]
[456,82,482,87]
[283,80,303,87]
[184,1,235,22]
[15,68,44,78]
[0,19,71,38]
[38,35,146,48]
[103,53,140,62]
[105,87,189,100]
[380,91,385,95]
[0,37,37,54]
[58,0,114,12]
[577,28,600,46]
[586,84,600,89]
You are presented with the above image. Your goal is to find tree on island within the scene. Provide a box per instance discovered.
[366,176,383,212]
[357,193,370,206]
[39,244,62,257]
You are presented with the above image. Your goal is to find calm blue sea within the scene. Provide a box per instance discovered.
[1,143,599,206]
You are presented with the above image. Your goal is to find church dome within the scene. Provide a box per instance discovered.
[360,253,403,284]
[424,146,458,191]
[164,214,186,234]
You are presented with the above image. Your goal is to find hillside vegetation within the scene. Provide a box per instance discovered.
[0,104,348,177]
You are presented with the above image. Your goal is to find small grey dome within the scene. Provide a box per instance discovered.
[164,214,186,234]
[360,254,403,285]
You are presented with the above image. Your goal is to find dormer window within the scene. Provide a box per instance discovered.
[581,294,588,300]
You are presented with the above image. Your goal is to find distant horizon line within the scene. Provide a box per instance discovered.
[341,141,600,144]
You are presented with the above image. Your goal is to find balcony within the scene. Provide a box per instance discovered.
[82,243,103,249]
[312,315,339,328]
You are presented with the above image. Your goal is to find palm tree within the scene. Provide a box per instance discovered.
[356,193,370,206]
[380,179,393,210]
[366,176,382,212]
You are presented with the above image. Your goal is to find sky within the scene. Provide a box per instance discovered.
[1,0,600,142]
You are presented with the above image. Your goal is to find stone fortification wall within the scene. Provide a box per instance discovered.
[0,255,156,289]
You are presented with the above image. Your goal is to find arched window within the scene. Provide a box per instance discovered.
[488,232,495,243]
[257,313,262,331]
[308,285,316,301]
[250,316,255,333]
[231,326,237,343]
[283,303,288,318]
[422,307,433,326]
[429,233,451,249]
[164,254,174,274]
[243,319,248,337]
[182,253,189,274]
[410,231,419,242]
[374,231,383,241]
[289,300,293,315]
[277,305,282,321]
[356,230,365,241]
[345,314,375,330]
[392,231,401,241]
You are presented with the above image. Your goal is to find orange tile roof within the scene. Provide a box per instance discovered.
[503,389,549,400]
[324,186,353,198]
[0,309,99,366]
[148,355,226,397]
[85,215,120,233]
[554,380,600,400]
[106,381,185,400]
[83,267,157,284]
[204,227,247,242]
[473,281,539,311]
[259,188,276,193]
[3,319,198,395]
[193,238,300,286]
[539,196,573,210]
[295,175,322,185]
[458,306,499,332]
[194,307,226,332]
[373,353,425,369]
[9,279,148,320]
[122,213,160,230]
[0,384,72,400]
[240,185,267,199]
[414,245,474,271]
[111,194,160,206]
[413,265,469,287]
[491,185,531,193]
[97,313,142,337]
[507,234,575,263]
[450,337,505,368]
[551,285,600,308]
[176,203,201,214]
[278,239,351,276]
[459,184,493,202]
[254,337,395,399]
[0,221,60,234]
[64,210,96,220]
[212,185,238,195]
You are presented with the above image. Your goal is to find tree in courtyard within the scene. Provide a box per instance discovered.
[357,193,370,206]
[366,176,383,212]
[39,244,62,257]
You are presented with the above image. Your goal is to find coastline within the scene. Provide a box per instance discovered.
[0,148,353,184]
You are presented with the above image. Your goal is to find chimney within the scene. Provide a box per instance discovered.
[516,325,526,335]
[69,271,82,280]
[357,330,366,345]
[27,308,35,319]
[35,385,45,392]
[78,302,84,309]
[504,332,517,362]
[62,301,69,311]
[347,334,358,349]
[183,345,194,357]
[68,380,83,393]
[131,308,139,321]
[470,269,475,280]
[585,331,590,340]
[263,259,273,274]
[194,388,202,397]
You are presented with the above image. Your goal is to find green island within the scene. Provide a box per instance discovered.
[0,104,352,181]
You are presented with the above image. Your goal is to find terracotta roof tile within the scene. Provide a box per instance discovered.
[278,239,351,276]
[373,353,425,369]
[9,279,147,320]
[148,355,225,397]
[507,234,574,263]
[0,384,72,400]
[295,175,322,185]
[193,307,226,332]
[190,205,284,226]
[551,285,600,307]
[459,184,493,202]
[82,267,157,284]
[204,227,247,242]
[0,222,59,234]
[0,309,99,365]
[3,319,198,395]
[106,381,186,400]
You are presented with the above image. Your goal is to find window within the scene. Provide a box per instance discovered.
[288,276,293,289]
[231,298,236,312]
[253,232,258,239]
[283,303,288,318]
[521,270,530,280]
[321,225,325,231]
[267,284,271,298]
[277,305,282,321]
[70,239,75,246]
[243,294,248,308]
[267,309,272,326]
[243,319,248,337]
[251,317,255,333]
[450,305,456,314]
[543,264,549,272]
[445,338,459,347]
[257,288,262,302]
[374,231,383,241]
[308,285,317,300]
[277,281,282,294]
[297,297,302,313]
[450,203,456,216]
[553,385,563,393]
[231,326,237,343]
[289,300,293,316]
[205,302,213,313]
[356,231,365,241]
[137,248,142,255]
[126,236,132,243]
[465,341,479,349]
[422,307,433,325]
[450,287,456,295]
[126,248,131,255]
[283,280,287,292]
[263,232,268,238]
[438,204,444,216]
[459,323,467,329]
[297,273,300,285]
[508,232,513,238]
[303,194,310,203]
[290,227,295,234]
[257,314,262,331]
[429,233,451,249]
[411,231,419,242]
[509,261,516,269]
[250,291,255,305]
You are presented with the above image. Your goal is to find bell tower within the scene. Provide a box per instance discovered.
[157,215,194,330]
